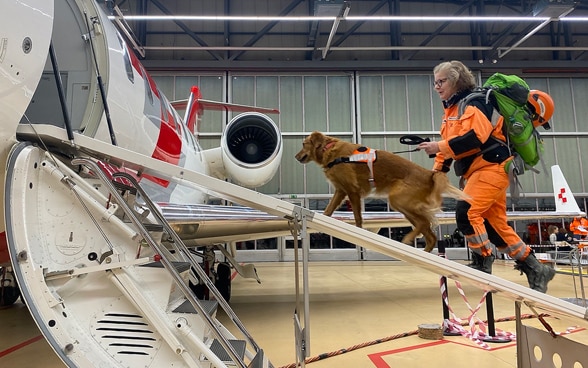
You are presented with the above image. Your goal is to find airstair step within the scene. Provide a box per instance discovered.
[142,261,191,273]
[172,299,218,316]
[142,223,164,232]
[208,339,246,363]
[248,349,266,368]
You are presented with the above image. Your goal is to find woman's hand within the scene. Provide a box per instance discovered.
[417,141,440,155]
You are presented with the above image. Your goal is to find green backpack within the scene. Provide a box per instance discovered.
[458,73,549,197]
[459,73,548,175]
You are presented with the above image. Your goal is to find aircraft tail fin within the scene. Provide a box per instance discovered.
[551,165,585,215]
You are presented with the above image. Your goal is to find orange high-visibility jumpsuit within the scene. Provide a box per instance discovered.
[570,217,588,240]
[432,90,531,261]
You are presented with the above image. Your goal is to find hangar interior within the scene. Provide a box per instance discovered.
[90,0,588,259]
[5,2,588,368]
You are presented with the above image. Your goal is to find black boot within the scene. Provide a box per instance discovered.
[467,252,494,274]
[514,252,556,293]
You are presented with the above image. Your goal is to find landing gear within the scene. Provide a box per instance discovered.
[188,247,232,302]
[0,266,21,307]
[215,262,232,302]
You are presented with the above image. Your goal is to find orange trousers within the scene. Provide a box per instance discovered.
[456,162,530,261]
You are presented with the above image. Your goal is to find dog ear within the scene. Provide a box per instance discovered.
[310,131,322,148]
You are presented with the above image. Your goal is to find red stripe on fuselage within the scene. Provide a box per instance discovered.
[0,232,9,265]
[126,45,183,188]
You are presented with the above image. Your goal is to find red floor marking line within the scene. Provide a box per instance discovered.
[0,334,44,358]
[368,340,450,368]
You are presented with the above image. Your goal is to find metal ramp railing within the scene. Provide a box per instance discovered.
[17,126,588,368]
[72,157,270,368]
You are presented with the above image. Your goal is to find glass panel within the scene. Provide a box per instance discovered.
[199,76,225,133]
[533,137,555,193]
[359,76,384,132]
[549,78,575,132]
[407,75,434,131]
[303,76,327,132]
[282,136,303,195]
[199,136,220,151]
[231,76,255,106]
[555,137,583,193]
[328,76,353,131]
[525,77,548,93]
[279,76,303,132]
[383,75,408,132]
[571,78,588,132]
[235,238,277,250]
[152,76,174,99]
[255,76,280,115]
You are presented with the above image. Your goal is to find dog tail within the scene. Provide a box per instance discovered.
[431,172,470,201]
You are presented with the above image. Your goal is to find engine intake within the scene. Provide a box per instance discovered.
[220,112,282,187]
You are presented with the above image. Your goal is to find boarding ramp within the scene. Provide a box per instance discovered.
[17,124,588,368]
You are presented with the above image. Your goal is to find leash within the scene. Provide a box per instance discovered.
[394,135,436,158]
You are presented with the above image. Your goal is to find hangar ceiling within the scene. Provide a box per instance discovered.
[112,0,588,71]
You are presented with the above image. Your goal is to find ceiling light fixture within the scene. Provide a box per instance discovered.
[108,15,556,22]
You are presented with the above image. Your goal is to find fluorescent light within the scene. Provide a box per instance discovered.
[109,15,337,21]
[560,17,588,21]
[108,15,555,22]
[346,16,551,22]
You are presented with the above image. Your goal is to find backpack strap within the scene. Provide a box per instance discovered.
[458,89,502,126]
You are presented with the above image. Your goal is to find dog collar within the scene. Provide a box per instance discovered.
[323,141,336,151]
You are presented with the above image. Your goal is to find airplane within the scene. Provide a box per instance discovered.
[0,0,585,367]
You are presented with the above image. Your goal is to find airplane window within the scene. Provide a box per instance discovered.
[119,37,134,83]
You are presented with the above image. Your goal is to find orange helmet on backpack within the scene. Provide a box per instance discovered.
[528,90,554,129]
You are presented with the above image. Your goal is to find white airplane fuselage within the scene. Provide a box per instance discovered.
[0,0,282,265]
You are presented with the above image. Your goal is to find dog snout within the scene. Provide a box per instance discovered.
[295,150,309,163]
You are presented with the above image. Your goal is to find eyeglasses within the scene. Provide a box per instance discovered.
[433,78,448,88]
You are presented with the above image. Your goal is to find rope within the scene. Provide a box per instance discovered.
[278,330,418,368]
[277,312,547,368]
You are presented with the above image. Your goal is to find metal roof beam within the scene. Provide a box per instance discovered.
[148,0,223,61]
[228,0,306,61]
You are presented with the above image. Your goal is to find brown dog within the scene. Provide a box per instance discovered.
[294,131,467,252]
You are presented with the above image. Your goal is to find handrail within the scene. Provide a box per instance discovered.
[113,171,263,353]
[71,158,250,368]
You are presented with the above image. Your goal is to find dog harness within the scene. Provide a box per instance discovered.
[326,146,377,187]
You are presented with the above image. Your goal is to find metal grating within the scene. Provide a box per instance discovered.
[208,339,246,362]
[172,299,218,316]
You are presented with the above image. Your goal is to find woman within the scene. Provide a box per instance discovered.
[548,225,558,245]
[417,60,555,293]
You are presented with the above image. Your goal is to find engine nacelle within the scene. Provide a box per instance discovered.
[220,112,282,187]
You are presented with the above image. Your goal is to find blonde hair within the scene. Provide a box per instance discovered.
[433,61,476,93]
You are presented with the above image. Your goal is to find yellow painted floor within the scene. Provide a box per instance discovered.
[2,260,588,367]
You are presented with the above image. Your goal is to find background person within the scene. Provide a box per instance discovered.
[556,226,570,242]
[570,216,588,241]
[548,225,558,245]
[417,60,555,292]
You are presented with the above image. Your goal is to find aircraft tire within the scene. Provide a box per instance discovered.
[0,267,21,307]
[215,262,231,302]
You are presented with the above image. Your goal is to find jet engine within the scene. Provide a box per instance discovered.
[217,112,282,187]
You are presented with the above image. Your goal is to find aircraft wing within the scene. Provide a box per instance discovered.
[162,163,584,245]
[171,98,280,115]
[160,203,584,245]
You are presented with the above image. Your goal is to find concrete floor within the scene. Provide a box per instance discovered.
[2,259,588,367]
